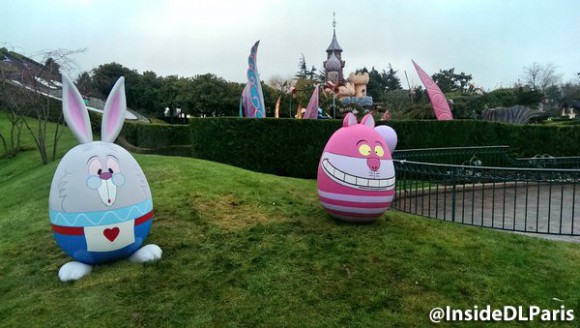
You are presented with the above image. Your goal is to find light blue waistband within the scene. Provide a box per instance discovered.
[50,199,153,227]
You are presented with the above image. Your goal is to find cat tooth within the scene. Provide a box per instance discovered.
[379,179,388,187]
[357,177,369,187]
[344,174,356,185]
[324,161,333,176]
[334,170,345,181]
[368,179,379,188]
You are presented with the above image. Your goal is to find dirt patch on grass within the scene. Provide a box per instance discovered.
[145,166,180,184]
[189,192,284,230]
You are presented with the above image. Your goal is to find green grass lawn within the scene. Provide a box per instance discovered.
[2,115,580,327]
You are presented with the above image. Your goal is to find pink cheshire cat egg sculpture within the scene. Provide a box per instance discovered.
[317,113,397,222]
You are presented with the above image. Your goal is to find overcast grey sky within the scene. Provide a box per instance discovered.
[2,0,579,90]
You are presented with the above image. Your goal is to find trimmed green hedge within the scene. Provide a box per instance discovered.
[387,120,580,157]
[190,118,341,178]
[121,122,190,148]
[189,118,580,178]
[389,120,504,150]
[116,118,580,178]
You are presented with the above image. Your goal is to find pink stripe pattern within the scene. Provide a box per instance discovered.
[303,85,319,119]
[412,60,453,121]
[318,184,394,222]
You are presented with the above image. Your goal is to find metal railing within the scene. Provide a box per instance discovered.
[514,155,580,169]
[394,145,580,169]
[393,145,516,166]
[392,147,580,236]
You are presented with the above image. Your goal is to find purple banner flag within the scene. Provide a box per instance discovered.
[303,85,319,119]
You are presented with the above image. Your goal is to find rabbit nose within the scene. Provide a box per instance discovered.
[99,172,112,180]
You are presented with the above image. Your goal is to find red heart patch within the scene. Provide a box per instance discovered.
[103,227,120,242]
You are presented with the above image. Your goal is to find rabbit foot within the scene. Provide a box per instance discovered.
[59,261,92,282]
[129,244,162,263]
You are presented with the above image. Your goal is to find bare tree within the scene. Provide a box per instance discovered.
[266,74,295,93]
[0,47,85,164]
[523,62,562,93]
[0,52,25,158]
[0,107,23,158]
[561,81,580,104]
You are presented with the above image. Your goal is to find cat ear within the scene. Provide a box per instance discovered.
[375,125,398,153]
[62,74,93,144]
[342,112,357,127]
[360,114,375,128]
[101,77,127,142]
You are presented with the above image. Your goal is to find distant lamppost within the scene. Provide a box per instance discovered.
[288,94,292,118]
[332,93,336,119]
[325,81,340,119]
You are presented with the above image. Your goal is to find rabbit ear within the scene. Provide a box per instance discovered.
[101,77,127,142]
[61,74,92,144]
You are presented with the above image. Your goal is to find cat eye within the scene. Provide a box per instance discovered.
[358,144,371,156]
[374,145,384,157]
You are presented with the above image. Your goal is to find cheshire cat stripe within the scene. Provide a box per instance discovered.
[318,189,394,220]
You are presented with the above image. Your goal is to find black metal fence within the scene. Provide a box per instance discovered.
[392,147,580,236]
[393,145,580,169]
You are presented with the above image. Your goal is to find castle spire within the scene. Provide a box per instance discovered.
[324,12,345,84]
[326,12,342,53]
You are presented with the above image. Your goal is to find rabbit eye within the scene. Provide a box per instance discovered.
[88,157,103,176]
[106,157,121,174]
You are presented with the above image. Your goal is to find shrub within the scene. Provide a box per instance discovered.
[121,122,189,148]
[385,120,580,158]
[41,116,546,177]
[190,118,341,179]
[402,104,435,119]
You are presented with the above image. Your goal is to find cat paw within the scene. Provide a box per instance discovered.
[129,244,162,263]
[59,261,92,282]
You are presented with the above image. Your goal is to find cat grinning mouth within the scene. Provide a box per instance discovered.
[322,159,395,190]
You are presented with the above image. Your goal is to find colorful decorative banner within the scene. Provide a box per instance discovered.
[241,41,266,118]
[274,95,281,118]
[303,85,319,119]
[296,104,303,119]
[412,60,453,121]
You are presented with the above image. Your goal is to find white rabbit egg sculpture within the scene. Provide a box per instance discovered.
[49,75,162,282]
